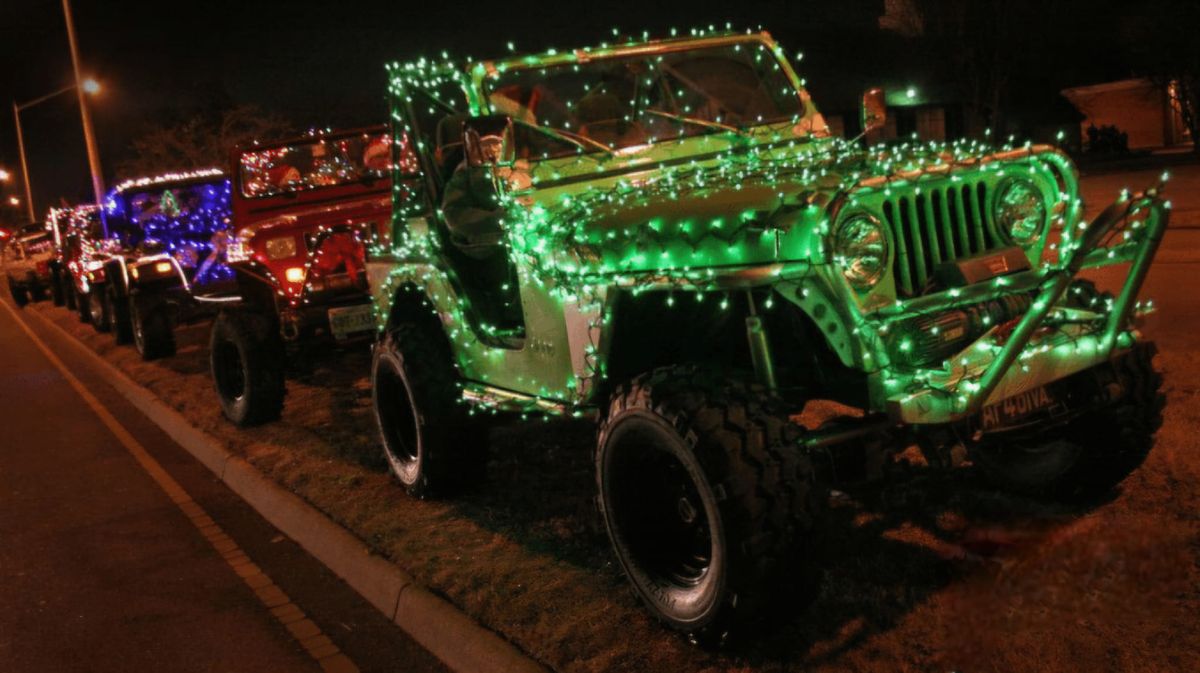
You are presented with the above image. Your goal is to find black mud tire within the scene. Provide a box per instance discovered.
[131,294,176,360]
[76,288,91,323]
[596,366,821,641]
[107,283,133,344]
[50,265,65,306]
[970,341,1164,500]
[9,280,29,308]
[88,285,111,332]
[64,274,77,310]
[209,310,285,427]
[371,323,487,498]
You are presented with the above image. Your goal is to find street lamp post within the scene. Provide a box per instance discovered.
[11,82,98,222]
[62,0,105,209]
[8,0,104,224]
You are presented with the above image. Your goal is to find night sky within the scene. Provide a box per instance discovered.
[0,0,1135,219]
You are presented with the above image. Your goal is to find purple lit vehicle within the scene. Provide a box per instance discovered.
[82,169,233,359]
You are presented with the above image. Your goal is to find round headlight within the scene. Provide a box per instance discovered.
[994,177,1046,245]
[834,214,888,290]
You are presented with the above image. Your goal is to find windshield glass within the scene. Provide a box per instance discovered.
[239,131,392,198]
[485,40,819,158]
[128,183,222,225]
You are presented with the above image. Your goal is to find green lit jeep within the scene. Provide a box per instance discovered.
[367,30,1167,637]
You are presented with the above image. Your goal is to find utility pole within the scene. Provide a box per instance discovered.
[11,102,36,222]
[61,0,105,208]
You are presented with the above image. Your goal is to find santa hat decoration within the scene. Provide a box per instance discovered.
[267,165,303,189]
[362,135,392,171]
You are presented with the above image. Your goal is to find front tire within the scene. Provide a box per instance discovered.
[89,286,111,332]
[107,283,133,344]
[9,280,29,308]
[27,273,46,302]
[209,310,285,426]
[596,366,820,640]
[970,342,1164,500]
[76,288,91,323]
[50,265,65,306]
[371,323,486,498]
[131,294,176,360]
[64,275,78,310]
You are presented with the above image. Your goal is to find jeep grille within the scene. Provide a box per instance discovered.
[881,180,1004,297]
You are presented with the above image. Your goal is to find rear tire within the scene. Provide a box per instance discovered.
[371,323,487,498]
[9,280,29,308]
[131,294,176,360]
[970,342,1164,500]
[89,286,111,332]
[64,275,77,310]
[596,366,821,641]
[108,283,133,344]
[209,310,285,426]
[50,265,65,306]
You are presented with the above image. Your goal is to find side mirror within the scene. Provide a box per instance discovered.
[861,88,887,135]
[463,115,516,168]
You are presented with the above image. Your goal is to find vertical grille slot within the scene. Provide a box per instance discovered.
[880,178,1004,298]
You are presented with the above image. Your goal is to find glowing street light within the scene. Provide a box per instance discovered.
[8,196,20,207]
[10,0,106,223]
[11,75,103,222]
[0,168,10,182]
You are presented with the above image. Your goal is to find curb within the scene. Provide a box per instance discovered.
[20,305,548,673]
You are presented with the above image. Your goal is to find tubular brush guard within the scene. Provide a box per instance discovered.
[885,178,1169,424]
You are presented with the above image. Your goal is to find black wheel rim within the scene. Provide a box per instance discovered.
[213,339,246,402]
[606,422,714,588]
[375,357,419,465]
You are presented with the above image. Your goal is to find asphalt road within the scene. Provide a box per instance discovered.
[0,299,447,673]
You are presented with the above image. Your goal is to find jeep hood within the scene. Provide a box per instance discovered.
[511,154,855,281]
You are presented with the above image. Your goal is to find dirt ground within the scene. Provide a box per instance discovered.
[21,166,1200,672]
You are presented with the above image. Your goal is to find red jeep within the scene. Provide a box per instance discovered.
[51,204,115,323]
[209,126,392,425]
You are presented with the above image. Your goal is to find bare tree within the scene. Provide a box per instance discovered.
[116,104,293,179]
[883,0,1045,137]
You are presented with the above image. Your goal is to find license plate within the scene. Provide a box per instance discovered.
[980,385,1058,431]
[328,304,375,340]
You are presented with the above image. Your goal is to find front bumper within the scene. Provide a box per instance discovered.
[877,181,1169,425]
[279,292,374,341]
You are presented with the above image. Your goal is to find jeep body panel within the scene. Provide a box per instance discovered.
[224,127,391,340]
[87,170,233,298]
[3,225,55,291]
[373,30,1165,424]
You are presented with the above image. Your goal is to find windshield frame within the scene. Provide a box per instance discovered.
[235,127,392,200]
[472,32,821,158]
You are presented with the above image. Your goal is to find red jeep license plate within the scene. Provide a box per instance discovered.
[980,386,1057,431]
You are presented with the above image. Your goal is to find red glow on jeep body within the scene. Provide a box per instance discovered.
[229,126,392,306]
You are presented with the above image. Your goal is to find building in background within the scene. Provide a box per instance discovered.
[1061,78,1193,151]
